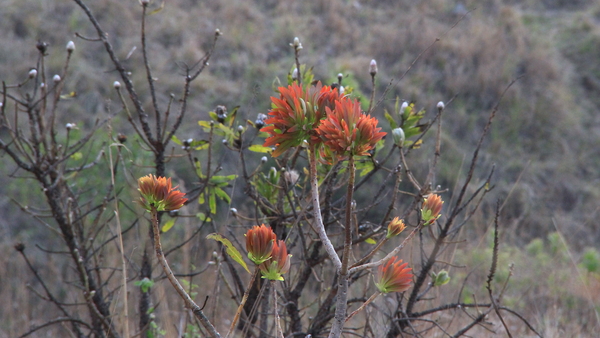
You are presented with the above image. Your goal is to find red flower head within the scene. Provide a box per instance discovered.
[138,174,187,212]
[315,98,386,162]
[421,194,443,226]
[261,82,341,157]
[246,224,277,265]
[386,217,406,239]
[259,240,291,281]
[375,257,413,293]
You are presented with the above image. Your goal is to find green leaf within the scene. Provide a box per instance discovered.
[195,143,210,150]
[357,160,374,177]
[171,135,182,145]
[209,191,217,214]
[248,144,273,153]
[226,106,240,128]
[206,233,250,273]
[161,219,176,233]
[384,111,398,129]
[365,238,377,245]
[190,139,208,147]
[134,278,154,293]
[198,120,212,129]
[209,174,237,184]
[71,152,83,161]
[194,158,205,179]
[214,187,231,204]
[196,212,212,222]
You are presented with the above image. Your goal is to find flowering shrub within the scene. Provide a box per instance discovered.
[0,5,536,337]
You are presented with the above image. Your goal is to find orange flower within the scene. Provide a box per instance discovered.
[138,174,187,212]
[375,257,413,293]
[261,82,341,157]
[386,217,406,239]
[259,240,291,281]
[421,194,443,225]
[315,98,386,162]
[246,224,277,265]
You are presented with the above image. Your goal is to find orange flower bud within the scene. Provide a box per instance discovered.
[260,240,291,281]
[246,224,276,265]
[421,194,443,226]
[137,174,187,212]
[386,217,406,239]
[375,257,413,293]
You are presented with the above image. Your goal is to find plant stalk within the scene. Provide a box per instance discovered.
[328,156,356,338]
[150,208,221,338]
[225,266,260,338]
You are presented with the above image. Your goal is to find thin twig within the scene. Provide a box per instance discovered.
[150,208,221,338]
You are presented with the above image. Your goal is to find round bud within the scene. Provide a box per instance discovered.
[182,138,192,150]
[292,68,299,81]
[437,101,445,111]
[222,139,228,145]
[28,69,37,79]
[261,156,267,163]
[66,123,74,130]
[237,125,244,132]
[392,128,405,147]
[215,28,222,35]
[230,208,237,215]
[53,75,61,83]
[40,83,45,89]
[400,101,409,115]
[293,37,301,47]
[117,133,127,143]
[141,0,149,5]
[215,105,227,123]
[66,41,75,52]
[255,113,267,129]
[369,59,378,76]
[36,41,48,54]
[113,81,121,89]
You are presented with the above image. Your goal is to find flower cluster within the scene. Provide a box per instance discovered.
[245,224,291,281]
[316,99,385,162]
[137,174,187,212]
[261,82,340,157]
[261,81,385,162]
[375,256,413,293]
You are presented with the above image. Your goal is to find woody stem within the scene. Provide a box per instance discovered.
[225,266,260,338]
[150,208,221,338]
